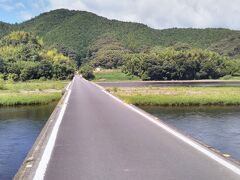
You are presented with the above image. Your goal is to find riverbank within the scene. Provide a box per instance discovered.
[0,80,68,106]
[107,86,240,106]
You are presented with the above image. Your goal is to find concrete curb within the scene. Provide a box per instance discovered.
[14,81,72,180]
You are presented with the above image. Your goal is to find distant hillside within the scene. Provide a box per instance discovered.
[0,22,12,37]
[209,34,240,58]
[1,9,240,64]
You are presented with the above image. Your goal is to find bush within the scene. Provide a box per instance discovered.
[0,79,5,90]
[80,65,95,80]
[7,73,19,81]
[123,47,229,80]
[0,73,5,80]
[0,31,76,81]
[53,60,75,80]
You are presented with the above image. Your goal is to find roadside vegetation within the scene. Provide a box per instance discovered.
[0,31,73,106]
[0,31,76,81]
[220,75,240,80]
[0,80,68,106]
[107,87,240,106]
[93,69,140,82]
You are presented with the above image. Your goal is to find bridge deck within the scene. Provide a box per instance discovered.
[40,76,239,179]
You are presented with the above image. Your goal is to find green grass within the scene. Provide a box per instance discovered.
[0,80,69,106]
[108,86,240,106]
[0,92,62,106]
[220,75,240,80]
[94,69,140,82]
[4,80,69,91]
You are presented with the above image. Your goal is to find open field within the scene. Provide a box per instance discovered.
[94,69,140,82]
[107,86,240,106]
[0,80,69,106]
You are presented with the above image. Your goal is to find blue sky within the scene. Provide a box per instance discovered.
[1,0,240,29]
[0,0,48,23]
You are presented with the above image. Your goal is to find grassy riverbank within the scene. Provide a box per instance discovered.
[94,69,140,82]
[0,80,68,106]
[107,87,240,106]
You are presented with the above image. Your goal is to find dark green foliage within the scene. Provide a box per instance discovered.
[209,34,240,58]
[53,60,75,80]
[0,22,12,38]
[123,47,235,80]
[0,58,4,73]
[1,9,240,65]
[0,31,76,81]
[59,46,81,66]
[38,60,53,79]
[0,9,240,81]
[80,65,95,80]
[88,35,130,69]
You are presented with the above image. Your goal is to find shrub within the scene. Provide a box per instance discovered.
[7,73,19,81]
[0,79,5,90]
[80,65,95,80]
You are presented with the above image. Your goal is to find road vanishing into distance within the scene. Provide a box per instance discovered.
[40,76,240,180]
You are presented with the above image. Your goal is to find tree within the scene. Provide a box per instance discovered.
[80,65,95,80]
[123,47,230,80]
[0,58,4,73]
[53,60,75,80]
[38,60,53,79]
[0,31,76,81]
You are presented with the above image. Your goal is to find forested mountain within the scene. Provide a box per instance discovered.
[1,9,240,65]
[209,34,240,58]
[0,22,12,37]
[1,9,240,80]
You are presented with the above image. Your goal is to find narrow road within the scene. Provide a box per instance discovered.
[44,76,240,180]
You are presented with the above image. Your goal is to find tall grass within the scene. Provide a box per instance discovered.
[0,80,68,106]
[0,93,61,106]
[109,87,240,106]
[4,80,69,91]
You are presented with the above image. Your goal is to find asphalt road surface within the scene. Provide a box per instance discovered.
[44,76,240,180]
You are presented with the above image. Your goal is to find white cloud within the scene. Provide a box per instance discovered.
[0,3,14,11]
[46,0,240,29]
[31,0,48,10]
[0,0,26,11]
[48,0,88,11]
[15,2,25,9]
[20,11,33,21]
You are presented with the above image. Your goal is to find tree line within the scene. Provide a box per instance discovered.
[82,42,240,80]
[0,31,76,81]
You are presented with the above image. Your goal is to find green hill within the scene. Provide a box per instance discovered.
[209,34,240,58]
[0,22,12,37]
[1,9,240,64]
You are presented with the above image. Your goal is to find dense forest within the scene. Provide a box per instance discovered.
[1,9,240,80]
[1,9,240,63]
[0,31,75,81]
[80,41,240,80]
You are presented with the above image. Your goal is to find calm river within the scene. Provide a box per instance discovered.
[140,106,240,162]
[1,104,240,179]
[0,103,56,180]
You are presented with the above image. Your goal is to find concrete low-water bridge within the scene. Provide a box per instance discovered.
[15,76,240,180]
